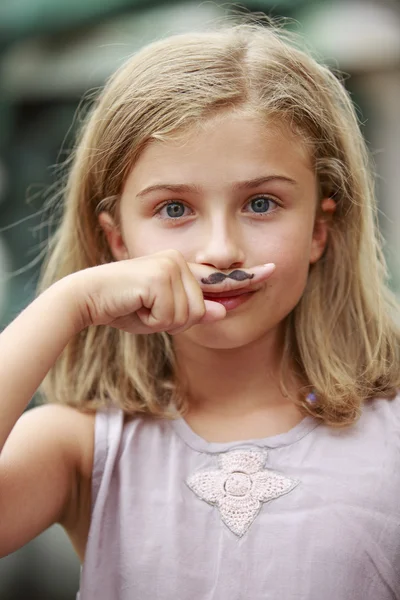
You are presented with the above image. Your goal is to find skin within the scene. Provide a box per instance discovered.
[100,112,335,439]
[201,270,254,284]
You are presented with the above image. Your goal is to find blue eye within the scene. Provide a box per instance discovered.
[248,196,276,214]
[158,202,188,219]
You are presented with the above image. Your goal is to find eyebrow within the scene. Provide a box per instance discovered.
[136,175,298,199]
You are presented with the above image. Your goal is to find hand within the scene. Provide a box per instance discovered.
[75,249,275,335]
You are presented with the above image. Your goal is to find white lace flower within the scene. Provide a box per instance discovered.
[187,449,299,536]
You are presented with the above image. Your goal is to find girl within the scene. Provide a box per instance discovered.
[1,21,400,600]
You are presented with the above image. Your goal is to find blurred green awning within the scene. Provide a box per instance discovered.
[0,0,308,46]
[0,0,168,44]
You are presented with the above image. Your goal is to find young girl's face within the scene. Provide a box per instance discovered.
[102,113,331,350]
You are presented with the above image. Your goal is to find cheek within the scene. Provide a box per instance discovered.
[260,222,314,269]
[265,227,314,300]
[124,225,198,259]
[274,248,310,299]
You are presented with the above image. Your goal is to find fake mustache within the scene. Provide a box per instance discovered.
[201,270,255,285]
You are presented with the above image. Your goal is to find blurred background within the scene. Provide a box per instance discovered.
[0,0,399,598]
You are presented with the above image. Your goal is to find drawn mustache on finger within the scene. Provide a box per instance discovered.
[201,270,255,285]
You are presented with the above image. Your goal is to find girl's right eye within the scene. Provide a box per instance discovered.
[156,201,192,220]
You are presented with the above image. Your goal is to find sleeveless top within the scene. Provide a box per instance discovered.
[77,395,400,599]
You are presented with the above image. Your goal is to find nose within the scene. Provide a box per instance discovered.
[194,214,245,270]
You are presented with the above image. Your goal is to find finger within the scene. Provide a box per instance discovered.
[168,270,190,329]
[174,261,210,328]
[136,277,176,330]
[200,299,227,323]
[189,262,276,294]
[168,300,226,335]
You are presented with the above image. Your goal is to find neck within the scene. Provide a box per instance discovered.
[173,327,301,418]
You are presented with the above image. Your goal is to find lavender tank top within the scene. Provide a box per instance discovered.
[78,395,400,599]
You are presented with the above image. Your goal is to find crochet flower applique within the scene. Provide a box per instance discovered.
[186,449,298,537]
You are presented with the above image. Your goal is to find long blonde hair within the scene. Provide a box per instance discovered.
[39,21,400,426]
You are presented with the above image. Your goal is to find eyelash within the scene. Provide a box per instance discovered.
[154,195,280,222]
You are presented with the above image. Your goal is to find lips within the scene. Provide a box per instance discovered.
[203,289,254,299]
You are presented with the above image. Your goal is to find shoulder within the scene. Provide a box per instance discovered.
[15,403,96,480]
[23,404,96,557]
[363,391,400,424]
[348,391,400,449]
[0,404,96,557]
[315,393,400,452]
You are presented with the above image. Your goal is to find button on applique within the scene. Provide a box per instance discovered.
[186,449,299,537]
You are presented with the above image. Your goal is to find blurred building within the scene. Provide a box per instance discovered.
[0,0,399,598]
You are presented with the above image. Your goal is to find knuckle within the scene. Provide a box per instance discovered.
[190,303,206,322]
[159,257,181,278]
[156,266,172,283]
[150,262,174,286]
[174,309,190,329]
[162,320,174,332]
[173,318,188,331]
[164,248,183,261]
[157,316,174,331]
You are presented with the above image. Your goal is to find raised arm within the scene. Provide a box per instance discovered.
[0,276,83,451]
[0,275,93,558]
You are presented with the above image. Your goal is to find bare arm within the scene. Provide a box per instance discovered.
[0,275,90,557]
[0,275,83,451]
[0,404,94,557]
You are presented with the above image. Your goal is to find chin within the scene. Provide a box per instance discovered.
[183,319,271,350]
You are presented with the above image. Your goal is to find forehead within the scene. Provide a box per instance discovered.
[122,113,315,194]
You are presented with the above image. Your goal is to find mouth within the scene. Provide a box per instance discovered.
[202,289,255,299]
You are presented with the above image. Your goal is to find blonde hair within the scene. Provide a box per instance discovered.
[39,21,400,426]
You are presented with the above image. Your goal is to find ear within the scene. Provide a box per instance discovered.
[98,211,129,261]
[309,198,336,264]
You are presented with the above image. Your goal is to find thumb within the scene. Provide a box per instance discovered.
[200,299,227,323]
